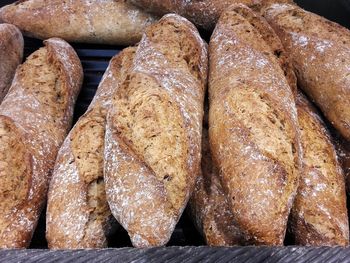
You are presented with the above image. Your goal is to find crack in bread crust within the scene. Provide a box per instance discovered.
[114,72,189,214]
[71,114,111,246]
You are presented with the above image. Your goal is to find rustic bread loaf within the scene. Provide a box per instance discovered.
[209,5,301,245]
[0,23,23,102]
[263,3,350,141]
[0,38,82,248]
[0,0,157,45]
[129,0,294,31]
[46,48,136,249]
[290,93,349,246]
[104,14,208,247]
[189,121,245,246]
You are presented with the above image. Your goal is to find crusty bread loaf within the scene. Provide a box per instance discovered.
[189,122,245,246]
[104,14,208,247]
[208,5,301,245]
[0,38,82,248]
[46,47,136,249]
[0,0,157,45]
[290,93,349,246]
[129,0,294,30]
[0,23,23,102]
[263,3,350,141]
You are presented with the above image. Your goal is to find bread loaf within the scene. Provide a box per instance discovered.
[0,0,157,45]
[189,122,245,246]
[209,5,301,245]
[129,0,294,31]
[0,38,82,248]
[46,47,136,249]
[290,93,349,246]
[263,3,350,141]
[104,14,208,247]
[0,23,23,102]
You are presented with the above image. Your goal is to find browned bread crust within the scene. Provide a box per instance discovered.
[129,0,294,30]
[209,5,301,245]
[189,125,246,246]
[0,23,23,102]
[0,38,82,248]
[290,93,349,246]
[231,4,297,96]
[0,0,157,45]
[104,14,208,247]
[46,48,135,249]
[263,3,350,141]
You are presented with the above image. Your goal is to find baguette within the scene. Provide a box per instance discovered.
[129,0,294,31]
[289,93,349,246]
[0,0,157,45]
[104,14,208,247]
[208,5,301,245]
[0,23,23,102]
[263,3,350,140]
[0,38,83,248]
[46,48,135,249]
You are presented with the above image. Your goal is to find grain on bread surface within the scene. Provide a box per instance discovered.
[263,3,350,140]
[208,4,301,245]
[104,14,208,247]
[129,0,294,30]
[0,38,82,248]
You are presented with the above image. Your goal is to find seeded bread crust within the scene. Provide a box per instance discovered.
[231,4,297,96]
[209,5,301,245]
[130,0,260,31]
[263,3,350,141]
[0,38,83,248]
[0,0,157,45]
[129,0,294,30]
[189,123,246,246]
[104,14,208,248]
[0,23,23,103]
[290,93,349,246]
[46,48,136,249]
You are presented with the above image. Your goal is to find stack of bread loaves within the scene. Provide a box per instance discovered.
[0,0,349,248]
